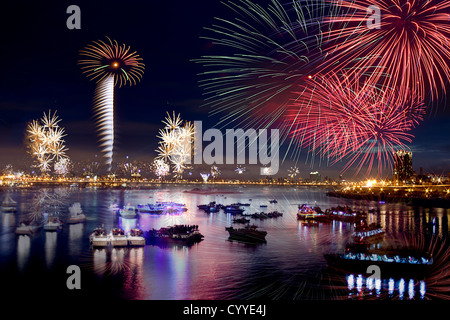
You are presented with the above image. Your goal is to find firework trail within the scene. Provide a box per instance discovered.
[79,37,144,171]
[286,72,426,176]
[322,0,450,103]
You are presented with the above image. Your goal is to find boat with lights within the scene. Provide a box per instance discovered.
[297,204,328,222]
[110,228,128,247]
[144,225,204,245]
[127,228,146,246]
[89,227,109,247]
[352,222,385,244]
[225,224,267,243]
[326,206,366,222]
[119,205,137,219]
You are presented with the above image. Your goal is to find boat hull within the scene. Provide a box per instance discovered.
[225,227,267,243]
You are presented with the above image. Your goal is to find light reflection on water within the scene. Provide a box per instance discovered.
[346,274,426,300]
[0,185,448,300]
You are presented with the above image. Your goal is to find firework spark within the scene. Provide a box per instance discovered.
[287,73,426,176]
[156,112,194,179]
[194,0,328,143]
[235,165,246,175]
[288,166,300,179]
[323,0,450,102]
[26,110,69,174]
[79,37,144,171]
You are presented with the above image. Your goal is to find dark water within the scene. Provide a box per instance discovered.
[0,185,448,300]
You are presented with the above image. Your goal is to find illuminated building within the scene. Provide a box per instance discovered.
[393,151,413,183]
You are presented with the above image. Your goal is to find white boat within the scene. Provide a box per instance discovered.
[110,228,128,247]
[1,193,17,213]
[127,228,146,246]
[67,202,86,224]
[44,215,63,231]
[89,227,109,247]
[15,221,35,235]
[119,205,137,219]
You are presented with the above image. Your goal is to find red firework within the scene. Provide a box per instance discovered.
[287,73,426,176]
[322,0,450,102]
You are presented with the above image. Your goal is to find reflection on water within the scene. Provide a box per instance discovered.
[17,235,30,272]
[346,274,426,300]
[45,231,57,268]
[0,186,448,300]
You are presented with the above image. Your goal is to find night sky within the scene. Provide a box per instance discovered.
[0,0,449,179]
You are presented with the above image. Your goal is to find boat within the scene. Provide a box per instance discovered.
[66,202,86,224]
[324,251,433,277]
[127,228,146,246]
[352,222,385,244]
[119,205,137,219]
[225,205,244,214]
[155,201,188,213]
[260,205,268,208]
[197,201,223,213]
[233,217,250,224]
[15,220,38,235]
[136,204,164,214]
[110,228,128,247]
[326,206,366,222]
[269,199,278,204]
[89,227,109,247]
[44,215,63,231]
[144,225,204,245]
[297,204,328,222]
[1,193,17,213]
[225,224,267,243]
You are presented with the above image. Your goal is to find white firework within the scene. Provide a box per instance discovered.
[54,158,71,176]
[93,76,115,171]
[26,110,69,173]
[235,165,246,175]
[288,166,300,179]
[156,112,194,178]
[210,165,221,178]
[153,158,170,179]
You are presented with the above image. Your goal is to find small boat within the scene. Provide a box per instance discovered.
[1,193,17,213]
[119,205,137,219]
[233,217,250,224]
[225,224,267,243]
[44,215,63,231]
[225,205,244,214]
[269,199,278,204]
[66,202,86,224]
[352,222,385,244]
[110,228,128,247]
[136,204,164,214]
[144,225,204,245]
[89,227,109,247]
[127,228,146,246]
[297,204,328,222]
[326,206,366,222]
[15,220,37,235]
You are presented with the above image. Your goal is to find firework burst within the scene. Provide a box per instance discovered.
[287,73,426,176]
[322,0,450,102]
[194,0,329,142]
[155,112,195,179]
[26,110,69,174]
[79,37,144,171]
